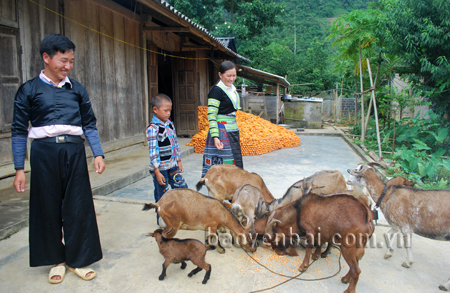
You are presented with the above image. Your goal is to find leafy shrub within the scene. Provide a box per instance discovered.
[353,110,450,188]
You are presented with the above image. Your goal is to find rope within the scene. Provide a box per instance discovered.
[244,244,343,293]
[28,0,217,62]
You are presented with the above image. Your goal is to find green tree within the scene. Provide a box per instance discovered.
[379,0,450,120]
[168,0,222,31]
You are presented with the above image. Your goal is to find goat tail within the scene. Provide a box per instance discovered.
[363,204,375,235]
[206,245,216,251]
[196,178,206,191]
[142,203,159,211]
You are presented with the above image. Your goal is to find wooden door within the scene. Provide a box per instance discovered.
[173,56,198,136]
[147,43,158,124]
[0,26,21,133]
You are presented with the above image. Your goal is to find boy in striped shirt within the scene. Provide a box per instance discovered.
[146,94,188,224]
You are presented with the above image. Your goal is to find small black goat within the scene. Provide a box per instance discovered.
[147,229,215,284]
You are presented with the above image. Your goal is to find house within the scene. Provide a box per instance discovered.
[0,0,289,184]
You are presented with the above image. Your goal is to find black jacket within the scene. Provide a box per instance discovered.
[11,77,98,137]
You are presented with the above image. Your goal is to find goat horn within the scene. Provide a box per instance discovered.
[366,161,388,169]
[265,215,282,235]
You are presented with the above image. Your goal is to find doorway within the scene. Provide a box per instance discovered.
[158,54,174,122]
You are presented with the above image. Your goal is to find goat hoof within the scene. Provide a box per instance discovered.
[158,275,165,281]
[299,266,308,272]
[181,262,187,269]
[384,249,394,259]
[312,254,320,261]
[341,276,350,284]
[188,273,193,278]
[402,261,413,268]
[217,248,225,254]
[439,279,450,291]
[202,280,208,284]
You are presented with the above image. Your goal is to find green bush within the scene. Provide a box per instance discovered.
[353,110,450,188]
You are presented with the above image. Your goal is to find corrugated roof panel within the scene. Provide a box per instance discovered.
[145,0,251,63]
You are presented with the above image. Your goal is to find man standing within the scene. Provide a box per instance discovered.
[11,34,105,284]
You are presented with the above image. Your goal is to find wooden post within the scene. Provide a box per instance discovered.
[359,42,365,142]
[276,82,280,124]
[359,46,364,139]
[367,59,382,158]
[364,92,373,131]
[335,82,338,122]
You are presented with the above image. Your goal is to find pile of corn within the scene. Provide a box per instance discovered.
[187,106,300,155]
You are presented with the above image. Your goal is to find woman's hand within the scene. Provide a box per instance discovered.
[214,137,223,150]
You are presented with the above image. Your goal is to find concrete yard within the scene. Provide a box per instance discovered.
[1,133,449,292]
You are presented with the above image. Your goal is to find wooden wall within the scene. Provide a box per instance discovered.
[0,0,220,172]
[0,0,146,171]
[64,0,144,144]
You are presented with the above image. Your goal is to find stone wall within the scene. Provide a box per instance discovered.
[341,98,360,116]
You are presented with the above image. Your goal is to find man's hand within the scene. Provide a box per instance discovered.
[94,156,106,174]
[14,170,27,193]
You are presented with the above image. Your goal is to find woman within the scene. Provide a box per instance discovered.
[202,61,243,177]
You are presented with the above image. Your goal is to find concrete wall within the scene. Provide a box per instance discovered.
[284,100,322,128]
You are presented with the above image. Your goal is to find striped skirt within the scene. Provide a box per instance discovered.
[201,114,243,177]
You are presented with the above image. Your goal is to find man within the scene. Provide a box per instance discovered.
[12,34,105,284]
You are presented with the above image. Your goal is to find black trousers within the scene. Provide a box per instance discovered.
[29,140,102,268]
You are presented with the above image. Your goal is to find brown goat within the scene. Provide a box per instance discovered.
[259,201,303,256]
[143,189,257,254]
[295,192,375,293]
[196,165,275,205]
[254,198,332,258]
[348,163,450,269]
[147,229,215,284]
[267,170,347,213]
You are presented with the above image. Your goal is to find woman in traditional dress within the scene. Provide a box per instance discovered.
[201,61,243,177]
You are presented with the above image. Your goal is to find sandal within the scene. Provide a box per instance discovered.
[68,267,96,281]
[48,266,66,284]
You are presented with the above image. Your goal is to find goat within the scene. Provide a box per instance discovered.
[254,194,331,258]
[348,163,450,269]
[295,192,375,293]
[261,202,305,256]
[147,229,215,284]
[231,184,268,233]
[143,188,257,254]
[267,170,347,213]
[196,165,275,207]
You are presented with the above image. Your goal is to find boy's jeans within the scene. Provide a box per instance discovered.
[150,165,188,224]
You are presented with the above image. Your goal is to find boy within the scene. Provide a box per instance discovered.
[146,94,188,223]
[11,34,105,284]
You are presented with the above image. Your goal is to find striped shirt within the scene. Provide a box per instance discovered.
[207,81,240,137]
[146,115,181,171]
